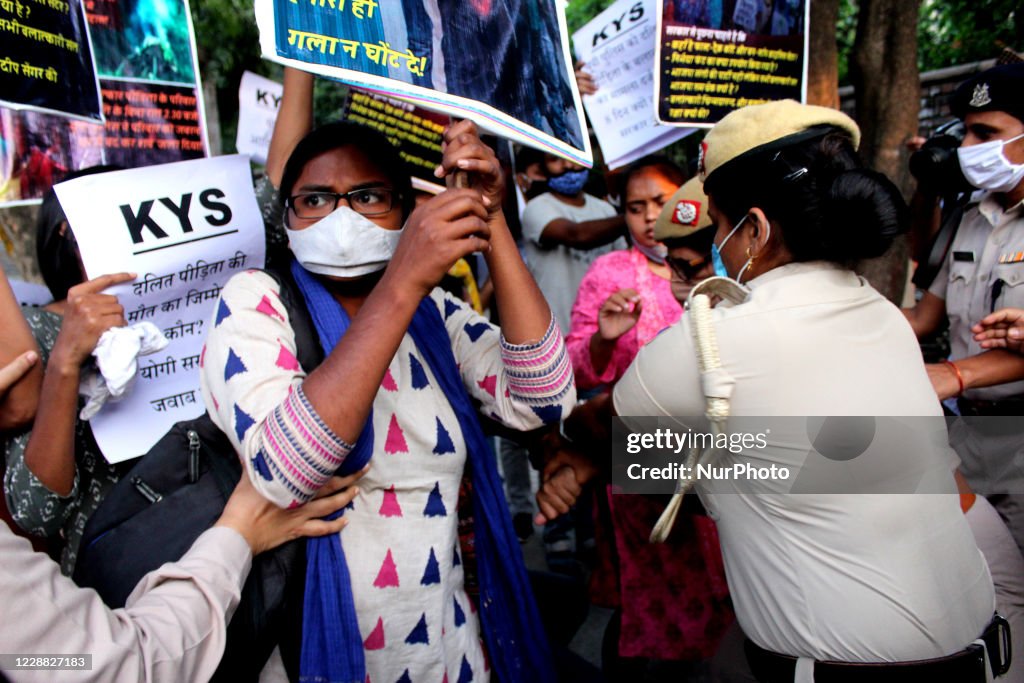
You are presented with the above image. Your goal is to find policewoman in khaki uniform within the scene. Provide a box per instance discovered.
[612,101,1002,681]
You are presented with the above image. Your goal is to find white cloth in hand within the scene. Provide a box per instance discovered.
[79,322,168,420]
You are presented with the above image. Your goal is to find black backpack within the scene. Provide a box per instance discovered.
[73,264,324,683]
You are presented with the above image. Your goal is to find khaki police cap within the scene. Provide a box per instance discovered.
[699,99,861,184]
[654,177,712,241]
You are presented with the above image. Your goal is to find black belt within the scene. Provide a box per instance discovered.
[958,397,1024,416]
[744,614,1011,682]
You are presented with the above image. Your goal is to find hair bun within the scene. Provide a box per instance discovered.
[818,169,907,261]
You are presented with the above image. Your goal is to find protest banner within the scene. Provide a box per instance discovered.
[86,0,208,166]
[254,0,592,167]
[573,0,694,170]
[654,0,809,127]
[0,0,103,121]
[236,70,283,165]
[97,81,205,166]
[0,0,208,206]
[53,155,264,463]
[342,88,445,194]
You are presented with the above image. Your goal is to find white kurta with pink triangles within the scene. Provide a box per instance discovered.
[200,271,575,683]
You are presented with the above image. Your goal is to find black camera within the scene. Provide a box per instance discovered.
[909,120,974,196]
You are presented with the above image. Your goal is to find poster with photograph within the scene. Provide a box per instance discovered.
[0,0,208,206]
[255,0,592,167]
[654,0,809,127]
[0,106,104,205]
[86,0,207,164]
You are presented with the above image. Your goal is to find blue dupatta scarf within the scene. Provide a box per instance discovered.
[291,261,554,683]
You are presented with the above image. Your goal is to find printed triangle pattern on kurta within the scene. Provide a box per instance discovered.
[381,368,399,392]
[433,418,455,455]
[409,353,430,389]
[215,299,232,326]
[405,613,430,645]
[224,349,247,381]
[373,549,400,588]
[420,547,441,585]
[385,414,408,454]
[256,294,285,321]
[233,404,254,441]
[444,297,460,320]
[423,482,447,517]
[363,616,385,650]
[275,343,300,371]
[379,485,403,517]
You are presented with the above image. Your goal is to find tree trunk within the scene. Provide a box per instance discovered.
[202,76,222,156]
[807,0,840,108]
[849,0,921,304]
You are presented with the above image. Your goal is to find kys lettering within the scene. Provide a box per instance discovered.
[256,88,282,108]
[120,189,232,245]
[590,1,644,47]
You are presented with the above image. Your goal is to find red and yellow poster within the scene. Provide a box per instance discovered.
[0,0,207,205]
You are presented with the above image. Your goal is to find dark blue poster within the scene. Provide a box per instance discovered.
[0,0,103,121]
[256,0,592,166]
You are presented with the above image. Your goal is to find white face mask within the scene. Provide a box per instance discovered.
[957,133,1024,193]
[286,206,402,278]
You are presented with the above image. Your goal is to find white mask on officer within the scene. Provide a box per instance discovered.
[286,206,403,278]
[957,132,1024,193]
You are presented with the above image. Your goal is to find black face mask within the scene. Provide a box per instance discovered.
[524,179,548,202]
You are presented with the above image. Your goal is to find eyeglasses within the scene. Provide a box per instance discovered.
[286,187,395,219]
[666,254,711,282]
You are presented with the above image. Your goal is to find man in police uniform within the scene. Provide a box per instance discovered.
[905,62,1024,555]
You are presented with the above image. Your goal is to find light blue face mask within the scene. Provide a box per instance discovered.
[710,215,747,278]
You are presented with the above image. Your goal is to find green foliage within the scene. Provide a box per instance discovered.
[836,0,858,84]
[189,0,268,153]
[838,0,1021,85]
[565,0,617,36]
[917,0,1022,71]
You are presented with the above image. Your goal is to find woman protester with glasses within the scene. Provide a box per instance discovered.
[564,171,728,678]
[199,119,574,683]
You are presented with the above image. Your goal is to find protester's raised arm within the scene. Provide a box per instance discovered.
[0,267,42,430]
[436,120,552,344]
[265,67,315,188]
[537,214,626,250]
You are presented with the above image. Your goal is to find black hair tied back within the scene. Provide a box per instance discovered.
[707,131,907,267]
[820,168,907,262]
